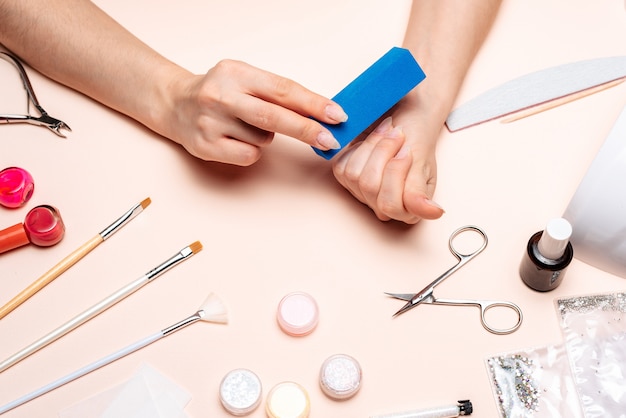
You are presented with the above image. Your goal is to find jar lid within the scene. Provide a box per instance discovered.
[319,354,362,400]
[265,381,310,418]
[276,292,319,336]
[219,368,262,416]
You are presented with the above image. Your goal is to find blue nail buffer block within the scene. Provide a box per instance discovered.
[314,47,425,159]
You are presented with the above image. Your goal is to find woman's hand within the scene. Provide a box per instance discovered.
[160,59,348,166]
[332,95,445,224]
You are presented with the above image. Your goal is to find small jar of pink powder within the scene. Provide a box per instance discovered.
[276,292,319,337]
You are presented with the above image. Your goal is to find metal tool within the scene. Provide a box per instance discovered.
[0,51,71,137]
[386,225,523,335]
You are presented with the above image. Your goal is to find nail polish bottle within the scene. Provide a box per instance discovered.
[0,167,34,208]
[519,218,573,291]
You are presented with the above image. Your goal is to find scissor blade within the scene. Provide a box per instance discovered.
[392,300,419,317]
[387,289,434,317]
[384,292,415,301]
[386,292,423,317]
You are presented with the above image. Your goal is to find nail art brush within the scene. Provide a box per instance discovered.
[0,198,151,320]
[0,292,228,414]
[0,241,202,373]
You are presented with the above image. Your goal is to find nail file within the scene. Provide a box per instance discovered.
[314,47,426,160]
[445,56,626,132]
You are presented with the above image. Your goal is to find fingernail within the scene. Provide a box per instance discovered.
[394,144,410,159]
[325,104,348,123]
[374,116,393,134]
[386,126,403,139]
[425,198,445,212]
[317,131,341,150]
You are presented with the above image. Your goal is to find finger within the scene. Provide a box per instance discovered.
[184,115,274,164]
[357,128,406,218]
[221,118,274,147]
[242,64,348,124]
[333,117,394,196]
[377,145,419,223]
[231,93,342,150]
[206,138,266,166]
[185,130,270,166]
[403,166,445,220]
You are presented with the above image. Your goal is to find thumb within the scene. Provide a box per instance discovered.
[403,163,444,220]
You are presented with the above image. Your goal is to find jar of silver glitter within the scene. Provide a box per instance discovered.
[319,353,362,400]
[219,368,263,416]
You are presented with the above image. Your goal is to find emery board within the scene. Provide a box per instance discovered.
[446,56,626,131]
[314,47,425,159]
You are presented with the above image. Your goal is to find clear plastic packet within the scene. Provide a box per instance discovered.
[485,344,583,418]
[59,363,190,418]
[556,292,626,418]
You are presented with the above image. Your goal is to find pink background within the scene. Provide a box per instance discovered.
[1,1,626,416]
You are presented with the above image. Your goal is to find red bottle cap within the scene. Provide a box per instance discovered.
[24,205,65,247]
[0,205,65,254]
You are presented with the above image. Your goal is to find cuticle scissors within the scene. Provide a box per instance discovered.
[0,51,71,138]
[386,225,523,335]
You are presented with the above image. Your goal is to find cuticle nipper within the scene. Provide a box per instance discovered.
[1,51,71,138]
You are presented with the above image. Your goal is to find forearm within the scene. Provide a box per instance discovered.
[0,0,186,130]
[403,0,501,129]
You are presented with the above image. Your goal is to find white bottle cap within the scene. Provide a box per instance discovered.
[538,218,573,260]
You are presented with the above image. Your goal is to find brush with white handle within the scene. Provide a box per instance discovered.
[0,241,203,373]
[0,292,228,415]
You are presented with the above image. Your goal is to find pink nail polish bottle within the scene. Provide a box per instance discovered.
[0,205,65,254]
[0,167,35,208]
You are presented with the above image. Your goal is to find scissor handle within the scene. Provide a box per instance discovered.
[448,225,488,262]
[479,300,523,335]
[0,52,41,107]
[433,297,523,335]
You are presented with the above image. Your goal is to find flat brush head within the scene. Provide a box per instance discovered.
[189,241,203,254]
[198,292,229,324]
[140,197,151,209]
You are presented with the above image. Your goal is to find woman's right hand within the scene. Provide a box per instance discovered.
[158,59,348,166]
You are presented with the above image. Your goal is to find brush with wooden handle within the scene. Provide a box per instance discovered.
[0,198,151,320]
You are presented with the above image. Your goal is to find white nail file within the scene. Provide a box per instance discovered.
[446,56,626,131]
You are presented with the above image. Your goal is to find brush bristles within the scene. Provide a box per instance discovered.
[199,292,229,324]
[140,197,152,209]
[189,241,203,254]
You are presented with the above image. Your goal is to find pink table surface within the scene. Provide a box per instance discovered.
[1,1,626,417]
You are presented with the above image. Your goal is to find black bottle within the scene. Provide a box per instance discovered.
[520,218,574,291]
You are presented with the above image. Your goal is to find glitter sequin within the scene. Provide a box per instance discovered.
[557,292,626,316]
[219,369,262,416]
[319,354,362,400]
[487,354,540,416]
